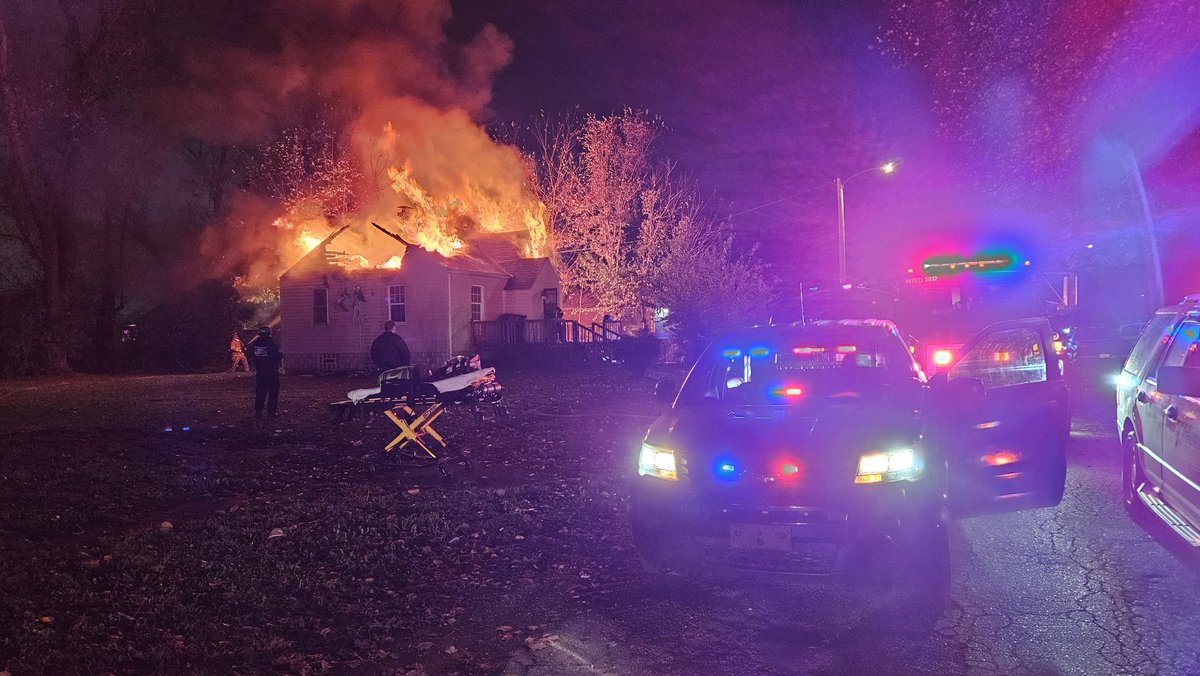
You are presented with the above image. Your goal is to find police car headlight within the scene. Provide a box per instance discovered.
[638,442,679,481]
[855,447,922,484]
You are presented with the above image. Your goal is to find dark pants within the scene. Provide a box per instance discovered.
[255,370,280,415]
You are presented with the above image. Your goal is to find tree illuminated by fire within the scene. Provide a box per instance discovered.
[528,109,771,342]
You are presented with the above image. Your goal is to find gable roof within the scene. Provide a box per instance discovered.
[279,224,356,279]
[415,248,510,276]
[466,233,526,263]
[500,257,552,290]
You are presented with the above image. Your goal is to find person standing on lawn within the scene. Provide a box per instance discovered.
[229,331,249,372]
[370,320,412,373]
[248,326,283,417]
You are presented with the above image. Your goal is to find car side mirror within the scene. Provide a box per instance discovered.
[655,378,679,403]
[1157,366,1200,397]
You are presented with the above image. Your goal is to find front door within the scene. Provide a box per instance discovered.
[1158,321,1200,527]
[936,318,1070,517]
[542,288,559,318]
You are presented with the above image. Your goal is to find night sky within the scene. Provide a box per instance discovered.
[3,0,1199,295]
[452,0,1200,288]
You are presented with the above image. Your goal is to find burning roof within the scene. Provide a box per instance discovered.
[281,222,542,280]
[234,98,551,294]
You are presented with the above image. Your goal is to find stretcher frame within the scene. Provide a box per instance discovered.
[329,385,503,477]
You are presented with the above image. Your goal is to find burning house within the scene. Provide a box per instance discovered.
[279,225,558,371]
[241,100,565,372]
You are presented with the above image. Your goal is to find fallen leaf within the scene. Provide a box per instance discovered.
[444,645,457,654]
[268,528,285,539]
[416,641,433,651]
[159,521,173,533]
[38,616,53,624]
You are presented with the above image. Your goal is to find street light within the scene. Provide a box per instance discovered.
[837,160,899,286]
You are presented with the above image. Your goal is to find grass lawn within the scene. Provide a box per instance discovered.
[0,365,662,674]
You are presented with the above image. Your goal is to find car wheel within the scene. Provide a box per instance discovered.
[1044,446,1068,507]
[1122,429,1148,517]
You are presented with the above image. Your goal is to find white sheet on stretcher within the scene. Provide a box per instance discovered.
[347,367,496,404]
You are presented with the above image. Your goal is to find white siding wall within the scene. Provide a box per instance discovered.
[280,253,453,369]
[277,271,381,370]
[279,253,559,369]
[449,273,508,354]
[500,263,562,319]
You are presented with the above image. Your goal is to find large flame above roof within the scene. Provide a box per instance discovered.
[274,98,549,274]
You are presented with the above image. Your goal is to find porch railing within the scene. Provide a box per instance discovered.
[472,319,621,346]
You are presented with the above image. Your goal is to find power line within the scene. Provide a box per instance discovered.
[728,180,830,218]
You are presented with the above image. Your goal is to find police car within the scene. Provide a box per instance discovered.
[1117,295,1200,545]
[633,318,1069,623]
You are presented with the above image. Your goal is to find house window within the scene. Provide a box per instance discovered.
[319,353,337,370]
[470,285,483,322]
[388,285,406,323]
[313,288,328,325]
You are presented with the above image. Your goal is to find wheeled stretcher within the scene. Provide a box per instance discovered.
[328,361,504,475]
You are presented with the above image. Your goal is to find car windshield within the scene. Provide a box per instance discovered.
[677,324,919,406]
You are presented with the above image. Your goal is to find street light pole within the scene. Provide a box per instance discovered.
[835,161,896,288]
[836,177,846,286]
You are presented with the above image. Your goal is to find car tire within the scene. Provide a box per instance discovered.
[1122,428,1148,518]
[1044,446,1068,507]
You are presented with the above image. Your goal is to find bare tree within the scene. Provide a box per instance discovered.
[180,139,246,225]
[0,1,155,372]
[251,115,363,220]
[526,109,771,341]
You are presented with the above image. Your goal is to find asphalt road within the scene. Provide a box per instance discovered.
[518,361,1200,676]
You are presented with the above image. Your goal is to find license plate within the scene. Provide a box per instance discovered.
[729,524,792,551]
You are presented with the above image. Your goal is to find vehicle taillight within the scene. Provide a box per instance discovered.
[932,349,954,367]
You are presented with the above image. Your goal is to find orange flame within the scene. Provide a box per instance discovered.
[270,113,551,276]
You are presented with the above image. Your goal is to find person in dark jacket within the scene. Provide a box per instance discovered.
[248,326,283,417]
[370,320,412,373]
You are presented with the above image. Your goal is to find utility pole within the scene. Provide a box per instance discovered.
[836,177,846,287]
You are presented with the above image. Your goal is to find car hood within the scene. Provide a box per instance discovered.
[645,395,921,500]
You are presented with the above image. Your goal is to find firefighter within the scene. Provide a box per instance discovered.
[370,320,412,373]
[249,326,283,417]
[229,331,249,372]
